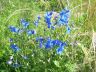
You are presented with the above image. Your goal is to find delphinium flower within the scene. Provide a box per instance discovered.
[58,8,70,25]
[52,40,62,46]
[9,38,13,42]
[51,26,55,30]
[10,44,20,53]
[36,37,44,48]
[45,37,53,49]
[34,15,41,27]
[66,26,71,34]
[9,26,19,33]
[39,42,43,48]
[36,37,67,54]
[56,42,66,54]
[20,19,29,28]
[57,47,63,54]
[45,11,53,28]
[27,30,36,35]
[7,7,72,70]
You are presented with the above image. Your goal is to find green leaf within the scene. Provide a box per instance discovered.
[53,60,60,67]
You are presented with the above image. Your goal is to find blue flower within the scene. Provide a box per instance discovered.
[45,11,53,28]
[36,37,44,48]
[27,30,36,35]
[45,38,53,49]
[51,26,55,30]
[66,26,71,34]
[9,38,13,42]
[36,37,44,42]
[21,19,29,28]
[34,21,39,27]
[58,8,70,25]
[34,16,41,27]
[9,26,19,33]
[56,42,66,54]
[39,42,43,48]
[56,46,64,54]
[52,40,62,46]
[37,15,41,19]
[10,44,20,52]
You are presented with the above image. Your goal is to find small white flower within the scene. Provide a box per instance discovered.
[10,55,13,60]
[7,60,12,65]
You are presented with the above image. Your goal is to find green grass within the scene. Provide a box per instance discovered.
[0,0,96,72]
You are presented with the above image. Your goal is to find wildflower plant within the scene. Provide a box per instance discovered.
[7,7,74,71]
[1,0,95,71]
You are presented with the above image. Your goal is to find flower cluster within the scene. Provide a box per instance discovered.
[45,11,53,28]
[9,8,71,54]
[9,19,36,35]
[58,8,70,25]
[36,37,67,54]
[8,8,71,68]
[21,19,29,28]
[44,8,71,33]
[9,26,19,33]
[10,44,20,52]
[9,19,36,52]
[7,55,21,68]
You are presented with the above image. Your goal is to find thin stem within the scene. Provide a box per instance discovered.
[66,0,70,7]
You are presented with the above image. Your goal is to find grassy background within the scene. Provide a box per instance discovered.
[0,0,96,72]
